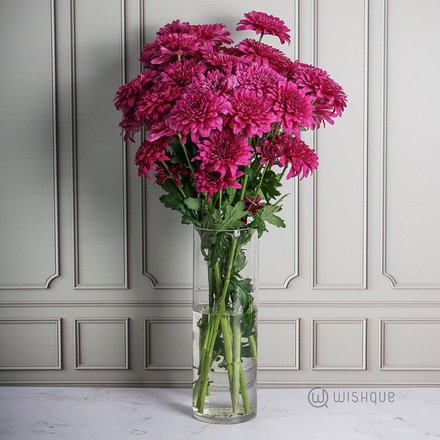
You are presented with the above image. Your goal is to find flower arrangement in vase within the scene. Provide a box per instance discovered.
[114,10,346,423]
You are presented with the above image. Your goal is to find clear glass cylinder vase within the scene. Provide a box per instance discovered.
[192,226,258,424]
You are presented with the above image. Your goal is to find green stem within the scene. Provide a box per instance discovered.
[252,162,270,203]
[270,122,282,140]
[194,313,220,412]
[219,236,238,312]
[208,266,214,310]
[239,174,249,201]
[258,33,264,43]
[193,235,239,413]
[220,316,235,403]
[213,262,222,305]
[160,161,187,200]
[177,134,195,174]
[249,334,258,363]
[218,191,222,211]
[277,164,289,183]
[231,315,241,412]
[239,363,250,413]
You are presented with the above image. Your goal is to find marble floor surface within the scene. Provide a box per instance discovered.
[0,386,439,440]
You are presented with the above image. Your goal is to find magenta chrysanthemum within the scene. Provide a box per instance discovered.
[289,61,347,128]
[168,90,231,142]
[119,112,143,142]
[156,19,192,36]
[256,139,283,166]
[236,11,291,44]
[244,195,264,216]
[154,162,188,186]
[236,39,290,71]
[189,23,234,48]
[236,61,282,96]
[151,33,201,67]
[201,50,243,74]
[114,12,348,225]
[274,134,318,180]
[135,138,170,179]
[268,80,314,136]
[139,42,161,68]
[160,59,206,87]
[146,120,176,142]
[227,89,276,137]
[190,70,238,95]
[219,46,244,57]
[113,70,157,114]
[194,130,252,178]
[195,169,242,201]
[134,83,182,128]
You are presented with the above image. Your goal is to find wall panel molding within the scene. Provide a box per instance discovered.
[0,0,59,289]
[259,319,299,370]
[312,318,366,370]
[5,300,440,308]
[74,318,129,369]
[71,0,128,289]
[0,318,61,370]
[144,318,192,369]
[379,319,440,370]
[311,0,368,289]
[380,0,440,289]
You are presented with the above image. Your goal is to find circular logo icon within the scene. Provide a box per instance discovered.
[308,387,329,408]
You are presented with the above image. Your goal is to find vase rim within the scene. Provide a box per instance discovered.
[193,225,253,233]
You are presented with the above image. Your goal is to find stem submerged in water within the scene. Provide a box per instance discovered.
[193,230,256,419]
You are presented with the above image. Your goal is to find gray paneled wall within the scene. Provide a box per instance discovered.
[1,0,440,387]
[0,0,58,289]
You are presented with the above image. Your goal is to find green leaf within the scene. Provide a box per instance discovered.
[230,277,253,311]
[265,213,286,228]
[159,192,186,214]
[249,218,267,238]
[226,186,237,202]
[169,139,187,164]
[232,250,247,274]
[181,214,194,225]
[260,170,282,201]
[214,201,247,230]
[184,197,202,211]
[169,155,183,164]
[159,179,190,216]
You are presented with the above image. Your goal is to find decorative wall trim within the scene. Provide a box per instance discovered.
[0,0,59,290]
[0,318,61,370]
[74,318,129,369]
[312,318,367,370]
[311,0,368,290]
[379,319,440,370]
[294,0,299,61]
[144,318,192,370]
[380,0,396,289]
[259,180,299,290]
[380,0,440,289]
[4,300,440,308]
[46,0,60,290]
[71,0,128,289]
[3,380,440,388]
[259,319,299,370]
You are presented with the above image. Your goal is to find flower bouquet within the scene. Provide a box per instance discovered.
[114,11,346,423]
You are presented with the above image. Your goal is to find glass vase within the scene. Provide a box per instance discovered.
[192,226,258,424]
